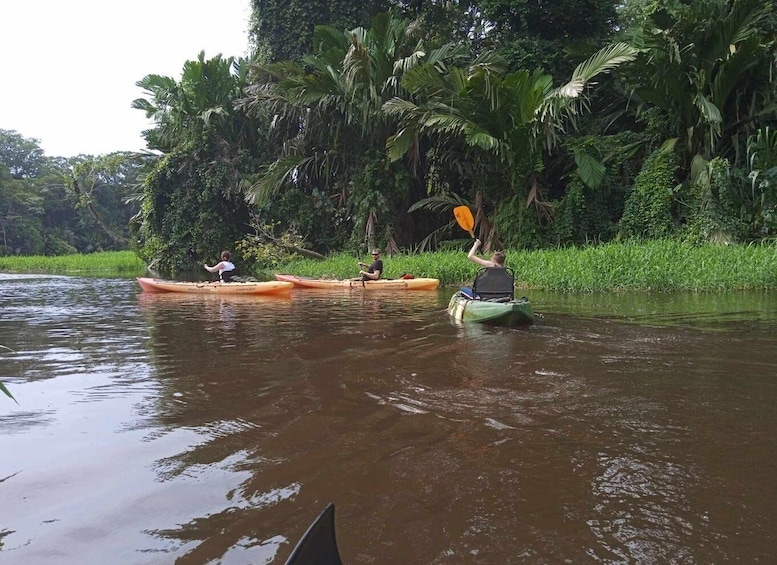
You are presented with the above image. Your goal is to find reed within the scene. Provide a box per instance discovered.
[3,242,775,291]
[276,241,777,292]
[0,251,145,273]
[519,240,777,292]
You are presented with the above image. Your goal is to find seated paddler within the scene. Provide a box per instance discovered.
[204,250,237,282]
[461,239,506,298]
[357,248,383,281]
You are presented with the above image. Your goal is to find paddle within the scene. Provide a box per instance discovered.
[453,205,475,238]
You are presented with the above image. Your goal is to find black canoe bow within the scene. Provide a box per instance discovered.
[284,503,343,565]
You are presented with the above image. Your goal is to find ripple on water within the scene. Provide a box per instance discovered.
[3,280,777,563]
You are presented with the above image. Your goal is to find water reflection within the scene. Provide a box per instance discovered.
[1,278,776,563]
[533,289,777,329]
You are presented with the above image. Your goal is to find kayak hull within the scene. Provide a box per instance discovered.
[447,291,534,326]
[137,277,293,296]
[275,274,440,290]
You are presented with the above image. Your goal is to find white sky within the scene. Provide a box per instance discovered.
[0,0,251,157]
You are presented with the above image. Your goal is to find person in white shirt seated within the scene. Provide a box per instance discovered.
[461,239,506,298]
[204,250,237,282]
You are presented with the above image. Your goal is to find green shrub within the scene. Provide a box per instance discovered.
[682,157,746,244]
[619,150,678,239]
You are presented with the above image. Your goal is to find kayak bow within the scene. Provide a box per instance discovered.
[285,503,342,565]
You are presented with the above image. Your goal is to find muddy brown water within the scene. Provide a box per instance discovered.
[1,274,776,564]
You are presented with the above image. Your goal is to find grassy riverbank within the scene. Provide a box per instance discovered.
[275,240,777,292]
[2,241,775,291]
[0,251,145,273]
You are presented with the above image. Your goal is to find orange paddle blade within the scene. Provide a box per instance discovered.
[453,206,475,237]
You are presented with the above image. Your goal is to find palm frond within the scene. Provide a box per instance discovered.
[574,149,607,189]
[393,50,427,75]
[695,95,723,126]
[554,43,638,100]
[423,113,470,135]
[246,155,305,204]
[386,126,416,162]
[465,131,501,151]
[424,42,470,67]
[407,193,471,213]
[382,97,421,118]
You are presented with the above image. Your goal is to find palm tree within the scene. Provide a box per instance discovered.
[133,51,260,159]
[612,0,777,243]
[623,0,777,167]
[131,52,267,271]
[383,42,637,244]
[238,11,470,250]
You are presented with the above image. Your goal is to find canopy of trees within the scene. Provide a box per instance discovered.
[3,0,775,274]
[0,130,142,256]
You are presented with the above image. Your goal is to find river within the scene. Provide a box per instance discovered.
[1,274,776,564]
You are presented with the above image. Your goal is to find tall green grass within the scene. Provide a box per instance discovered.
[275,241,777,292]
[0,251,145,273]
[3,242,775,291]
[519,240,777,291]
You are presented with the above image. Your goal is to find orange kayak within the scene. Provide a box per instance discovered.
[137,277,293,296]
[274,274,439,290]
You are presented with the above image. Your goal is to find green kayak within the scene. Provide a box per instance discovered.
[447,291,534,326]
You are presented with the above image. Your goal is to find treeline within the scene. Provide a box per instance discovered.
[2,0,775,275]
[0,129,145,256]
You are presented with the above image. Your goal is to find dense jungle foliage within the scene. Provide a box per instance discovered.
[1,0,775,276]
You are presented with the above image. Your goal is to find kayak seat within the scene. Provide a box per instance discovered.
[472,267,515,301]
[221,269,237,282]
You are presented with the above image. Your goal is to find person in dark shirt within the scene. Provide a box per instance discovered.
[358,248,383,281]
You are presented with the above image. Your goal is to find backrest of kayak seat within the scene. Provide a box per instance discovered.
[472,267,515,300]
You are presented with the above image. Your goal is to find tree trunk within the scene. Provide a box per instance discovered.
[281,244,326,260]
[71,179,130,246]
